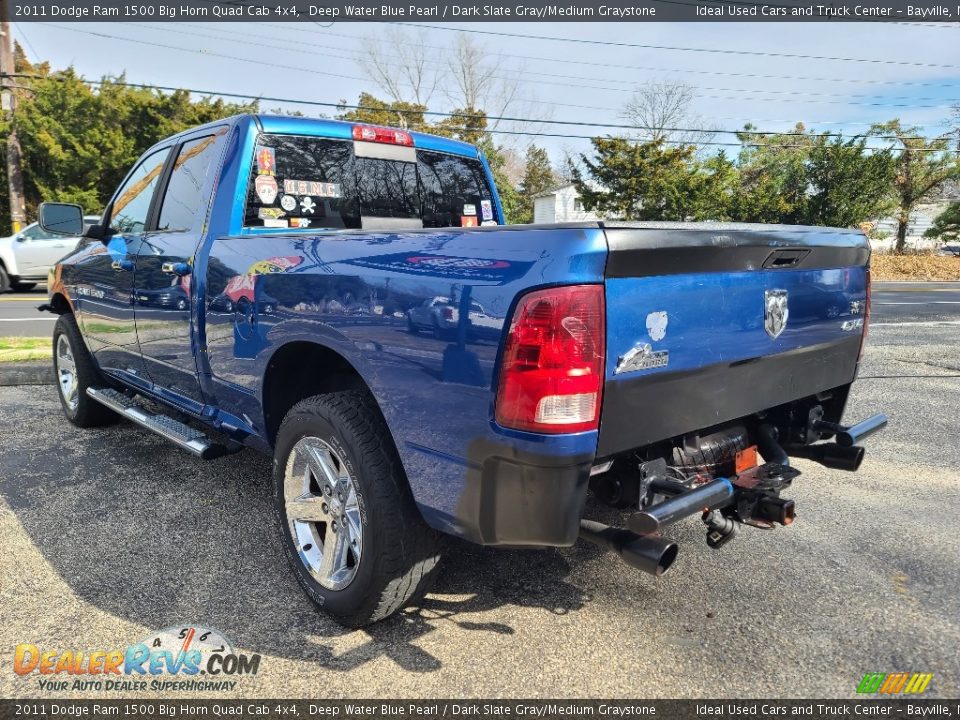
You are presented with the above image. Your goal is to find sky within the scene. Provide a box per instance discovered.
[12,21,960,167]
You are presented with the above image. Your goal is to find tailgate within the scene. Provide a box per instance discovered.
[597,222,870,457]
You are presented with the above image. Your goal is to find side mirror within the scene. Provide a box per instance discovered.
[14,234,24,243]
[38,202,84,236]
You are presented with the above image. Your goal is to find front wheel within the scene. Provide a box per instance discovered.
[53,314,118,427]
[272,391,441,627]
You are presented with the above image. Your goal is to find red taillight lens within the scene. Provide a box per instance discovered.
[352,124,414,147]
[859,268,872,360]
[495,285,605,434]
[442,307,454,320]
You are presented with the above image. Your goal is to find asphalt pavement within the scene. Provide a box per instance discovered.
[0,287,56,337]
[0,284,958,699]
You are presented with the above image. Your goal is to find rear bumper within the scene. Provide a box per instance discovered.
[598,336,861,458]
[423,438,594,548]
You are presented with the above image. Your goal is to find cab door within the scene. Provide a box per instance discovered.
[75,146,171,381]
[133,130,227,405]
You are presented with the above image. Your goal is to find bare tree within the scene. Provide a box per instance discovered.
[621,80,716,147]
[445,34,524,131]
[357,29,549,141]
[358,28,440,107]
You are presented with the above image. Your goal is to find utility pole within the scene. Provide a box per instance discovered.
[0,0,26,234]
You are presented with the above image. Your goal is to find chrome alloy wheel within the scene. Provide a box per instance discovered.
[284,436,364,591]
[56,333,79,412]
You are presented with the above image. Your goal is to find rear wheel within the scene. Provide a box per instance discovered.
[53,314,118,428]
[272,391,441,627]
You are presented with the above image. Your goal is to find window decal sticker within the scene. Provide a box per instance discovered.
[256,147,276,175]
[283,179,341,198]
[258,208,285,221]
[255,176,278,205]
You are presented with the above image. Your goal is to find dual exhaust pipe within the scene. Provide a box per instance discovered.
[579,477,734,577]
[785,413,887,472]
[579,520,678,577]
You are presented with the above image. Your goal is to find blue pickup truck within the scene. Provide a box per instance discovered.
[38,114,885,627]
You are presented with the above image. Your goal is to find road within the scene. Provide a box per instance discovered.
[2,282,959,336]
[0,287,57,337]
[0,284,958,699]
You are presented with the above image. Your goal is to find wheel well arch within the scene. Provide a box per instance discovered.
[262,341,383,447]
[49,293,73,314]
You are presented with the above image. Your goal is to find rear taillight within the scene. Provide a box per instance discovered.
[442,307,454,321]
[495,285,605,434]
[858,268,872,360]
[352,124,414,147]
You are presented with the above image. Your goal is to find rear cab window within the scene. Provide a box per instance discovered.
[243,133,498,231]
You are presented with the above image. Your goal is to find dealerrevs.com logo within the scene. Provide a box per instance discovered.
[13,626,260,693]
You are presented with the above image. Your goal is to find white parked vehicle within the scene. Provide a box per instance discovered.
[0,217,99,292]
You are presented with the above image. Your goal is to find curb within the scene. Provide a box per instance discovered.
[0,361,54,386]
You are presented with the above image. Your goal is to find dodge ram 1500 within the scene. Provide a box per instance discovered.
[38,114,886,627]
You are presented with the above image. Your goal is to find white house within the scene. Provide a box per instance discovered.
[533,184,601,224]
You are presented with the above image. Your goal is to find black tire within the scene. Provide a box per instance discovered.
[406,316,418,334]
[0,265,10,293]
[432,321,446,341]
[52,314,119,428]
[12,282,37,292]
[272,391,441,627]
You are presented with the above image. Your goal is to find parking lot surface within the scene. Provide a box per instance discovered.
[1,293,958,699]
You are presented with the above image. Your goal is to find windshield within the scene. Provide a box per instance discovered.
[244,134,497,231]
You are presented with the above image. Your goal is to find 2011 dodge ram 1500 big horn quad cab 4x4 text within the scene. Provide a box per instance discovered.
[37,115,886,627]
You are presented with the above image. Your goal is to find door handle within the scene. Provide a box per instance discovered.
[111,260,134,272]
[162,262,192,277]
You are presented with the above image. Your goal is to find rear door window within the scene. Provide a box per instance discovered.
[244,134,497,230]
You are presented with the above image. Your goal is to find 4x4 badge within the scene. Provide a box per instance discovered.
[764,289,789,339]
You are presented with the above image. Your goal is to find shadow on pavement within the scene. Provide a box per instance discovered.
[0,387,591,673]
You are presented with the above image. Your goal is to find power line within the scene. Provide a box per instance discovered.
[396,23,960,71]
[274,21,960,92]
[42,23,960,116]
[7,69,947,144]
[8,72,957,154]
[44,23,370,83]
[194,24,940,128]
[162,22,958,104]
